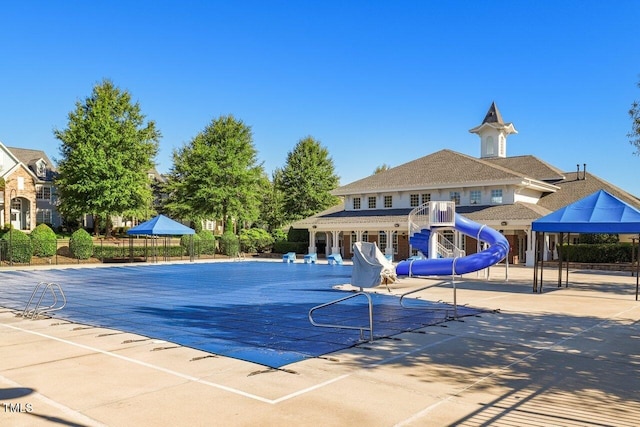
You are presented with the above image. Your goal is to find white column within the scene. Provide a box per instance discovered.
[308,230,317,255]
[384,230,394,259]
[331,230,341,255]
[428,228,438,259]
[525,228,535,267]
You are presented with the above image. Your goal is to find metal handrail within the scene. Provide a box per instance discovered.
[22,282,67,319]
[436,233,466,258]
[309,291,374,342]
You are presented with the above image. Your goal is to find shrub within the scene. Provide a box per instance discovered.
[273,241,308,254]
[180,234,200,256]
[239,228,274,253]
[31,223,57,257]
[69,228,94,259]
[561,243,633,263]
[271,228,287,243]
[1,229,32,263]
[287,227,310,243]
[197,230,216,255]
[220,231,240,257]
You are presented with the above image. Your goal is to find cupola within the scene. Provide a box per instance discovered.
[469,102,517,158]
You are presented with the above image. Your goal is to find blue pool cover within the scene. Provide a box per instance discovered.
[0,262,483,368]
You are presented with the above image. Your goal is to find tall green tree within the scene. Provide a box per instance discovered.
[373,163,391,174]
[54,79,160,236]
[257,168,286,232]
[629,78,640,155]
[277,136,340,222]
[164,115,263,232]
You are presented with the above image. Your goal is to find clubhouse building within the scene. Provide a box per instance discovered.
[293,103,640,266]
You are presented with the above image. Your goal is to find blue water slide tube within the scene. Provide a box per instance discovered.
[396,213,509,276]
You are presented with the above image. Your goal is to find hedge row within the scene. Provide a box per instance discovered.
[93,245,187,259]
[560,243,636,263]
[273,241,309,254]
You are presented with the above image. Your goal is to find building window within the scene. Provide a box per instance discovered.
[491,189,503,204]
[486,136,495,156]
[378,231,398,254]
[36,209,52,224]
[410,194,419,207]
[36,186,52,201]
[368,196,377,209]
[450,191,460,205]
[384,195,393,208]
[421,193,431,204]
[470,190,481,205]
[378,231,387,252]
[353,197,361,210]
[392,232,398,254]
[351,231,369,243]
[36,160,47,178]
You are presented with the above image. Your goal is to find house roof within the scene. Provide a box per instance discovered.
[459,202,552,222]
[332,149,554,195]
[483,155,566,182]
[533,190,640,233]
[537,171,640,212]
[482,102,505,124]
[297,149,640,231]
[292,204,412,228]
[292,202,553,230]
[7,146,57,180]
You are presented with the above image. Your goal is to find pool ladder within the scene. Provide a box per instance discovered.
[21,282,67,320]
[308,290,374,342]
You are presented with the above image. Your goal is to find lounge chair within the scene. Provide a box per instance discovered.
[282,252,296,263]
[327,253,343,265]
[303,253,317,264]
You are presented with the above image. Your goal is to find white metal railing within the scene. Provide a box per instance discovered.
[436,233,466,258]
[408,202,431,237]
[429,201,455,226]
[408,201,462,259]
[408,201,456,235]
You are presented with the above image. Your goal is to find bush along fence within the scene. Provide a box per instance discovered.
[0,236,223,267]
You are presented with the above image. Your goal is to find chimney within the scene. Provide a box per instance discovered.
[583,163,587,180]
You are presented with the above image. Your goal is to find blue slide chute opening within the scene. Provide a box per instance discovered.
[396,213,509,276]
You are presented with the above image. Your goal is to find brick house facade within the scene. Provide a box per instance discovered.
[0,142,59,231]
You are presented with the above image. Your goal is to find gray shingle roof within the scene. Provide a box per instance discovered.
[482,102,504,124]
[483,155,566,182]
[7,146,57,180]
[537,171,640,211]
[333,149,540,194]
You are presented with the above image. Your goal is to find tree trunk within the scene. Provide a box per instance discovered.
[93,214,100,236]
[105,215,113,238]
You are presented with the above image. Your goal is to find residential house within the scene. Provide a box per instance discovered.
[293,103,640,266]
[0,141,60,231]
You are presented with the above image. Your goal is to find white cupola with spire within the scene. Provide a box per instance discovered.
[469,102,517,158]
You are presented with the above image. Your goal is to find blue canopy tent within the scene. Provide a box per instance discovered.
[127,215,195,236]
[127,215,195,262]
[531,190,640,299]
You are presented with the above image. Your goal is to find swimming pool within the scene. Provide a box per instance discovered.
[0,262,481,367]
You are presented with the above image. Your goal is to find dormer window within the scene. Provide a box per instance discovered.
[36,159,47,178]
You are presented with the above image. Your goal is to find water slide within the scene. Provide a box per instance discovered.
[396,213,509,276]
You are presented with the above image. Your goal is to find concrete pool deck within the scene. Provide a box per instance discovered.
[1,264,639,426]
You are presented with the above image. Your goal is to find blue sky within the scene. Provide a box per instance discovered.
[2,1,640,195]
